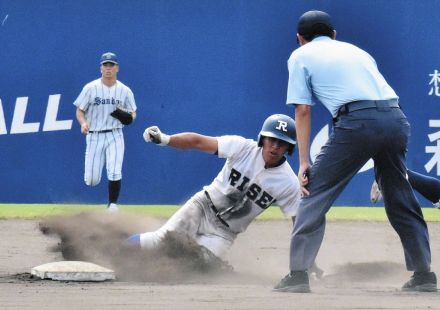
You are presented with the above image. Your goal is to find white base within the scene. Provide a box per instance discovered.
[31,261,115,282]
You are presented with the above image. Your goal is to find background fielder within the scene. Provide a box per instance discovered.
[127,114,322,276]
[74,52,137,211]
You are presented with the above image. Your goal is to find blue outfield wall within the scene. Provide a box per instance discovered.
[1,0,440,206]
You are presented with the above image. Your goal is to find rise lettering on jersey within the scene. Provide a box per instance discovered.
[228,168,276,209]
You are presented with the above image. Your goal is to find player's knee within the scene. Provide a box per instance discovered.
[84,177,100,186]
[197,236,231,258]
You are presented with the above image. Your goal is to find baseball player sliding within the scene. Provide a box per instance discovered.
[128,114,323,277]
[371,169,440,209]
[74,52,137,212]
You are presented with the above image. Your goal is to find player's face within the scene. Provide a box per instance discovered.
[261,137,289,167]
[100,62,119,79]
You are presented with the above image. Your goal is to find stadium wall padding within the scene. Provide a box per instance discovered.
[1,0,439,206]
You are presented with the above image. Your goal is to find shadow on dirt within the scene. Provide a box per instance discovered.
[321,261,405,286]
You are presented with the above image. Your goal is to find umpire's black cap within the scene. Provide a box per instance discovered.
[297,10,334,35]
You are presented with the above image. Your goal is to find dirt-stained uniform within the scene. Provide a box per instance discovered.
[129,114,300,258]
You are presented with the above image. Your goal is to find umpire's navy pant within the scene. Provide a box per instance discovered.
[290,104,432,272]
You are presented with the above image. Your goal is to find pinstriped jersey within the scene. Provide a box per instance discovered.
[204,135,300,233]
[74,78,137,131]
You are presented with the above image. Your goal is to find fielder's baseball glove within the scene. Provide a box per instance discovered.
[110,108,133,125]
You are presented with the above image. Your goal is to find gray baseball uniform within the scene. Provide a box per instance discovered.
[137,135,300,258]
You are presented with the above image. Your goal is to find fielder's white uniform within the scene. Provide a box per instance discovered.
[74,79,137,186]
[139,135,301,258]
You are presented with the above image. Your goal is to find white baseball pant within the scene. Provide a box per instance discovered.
[139,190,237,258]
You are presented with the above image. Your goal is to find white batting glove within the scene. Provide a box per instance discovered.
[143,126,170,146]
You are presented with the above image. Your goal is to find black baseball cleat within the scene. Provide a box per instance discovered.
[273,271,310,293]
[402,271,437,292]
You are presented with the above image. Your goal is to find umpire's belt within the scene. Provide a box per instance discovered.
[204,191,230,228]
[89,129,114,133]
[337,99,400,116]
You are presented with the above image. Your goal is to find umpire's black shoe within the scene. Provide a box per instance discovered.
[273,271,310,293]
[402,271,437,292]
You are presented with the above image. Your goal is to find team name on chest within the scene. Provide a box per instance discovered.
[94,97,122,106]
[228,168,276,209]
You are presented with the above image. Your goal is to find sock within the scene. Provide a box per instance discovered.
[108,180,121,204]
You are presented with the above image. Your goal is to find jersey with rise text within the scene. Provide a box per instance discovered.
[74,79,137,131]
[204,135,301,233]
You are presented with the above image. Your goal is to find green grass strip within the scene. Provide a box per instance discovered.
[0,204,439,221]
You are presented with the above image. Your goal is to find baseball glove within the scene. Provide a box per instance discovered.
[110,108,133,125]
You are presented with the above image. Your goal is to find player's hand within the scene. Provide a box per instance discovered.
[143,126,170,146]
[80,122,90,135]
[298,163,311,196]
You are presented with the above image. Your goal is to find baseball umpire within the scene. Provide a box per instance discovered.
[127,114,323,277]
[74,52,137,212]
[274,10,436,293]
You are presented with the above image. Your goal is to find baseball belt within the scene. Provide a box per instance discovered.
[88,129,114,133]
[337,99,400,116]
[204,191,230,228]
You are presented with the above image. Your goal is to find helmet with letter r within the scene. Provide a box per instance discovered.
[258,114,296,155]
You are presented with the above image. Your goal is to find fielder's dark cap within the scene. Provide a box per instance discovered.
[297,10,334,35]
[100,52,118,65]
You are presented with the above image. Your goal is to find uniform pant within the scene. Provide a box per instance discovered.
[290,106,431,272]
[140,190,236,258]
[84,128,124,186]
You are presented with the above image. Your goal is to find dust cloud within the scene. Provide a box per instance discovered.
[39,212,233,283]
[38,212,407,287]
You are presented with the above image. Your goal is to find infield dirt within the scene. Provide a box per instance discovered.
[1,211,439,309]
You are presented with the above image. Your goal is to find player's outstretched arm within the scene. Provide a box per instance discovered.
[143,126,218,154]
[169,132,218,154]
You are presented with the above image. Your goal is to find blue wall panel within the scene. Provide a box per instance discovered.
[1,0,439,206]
